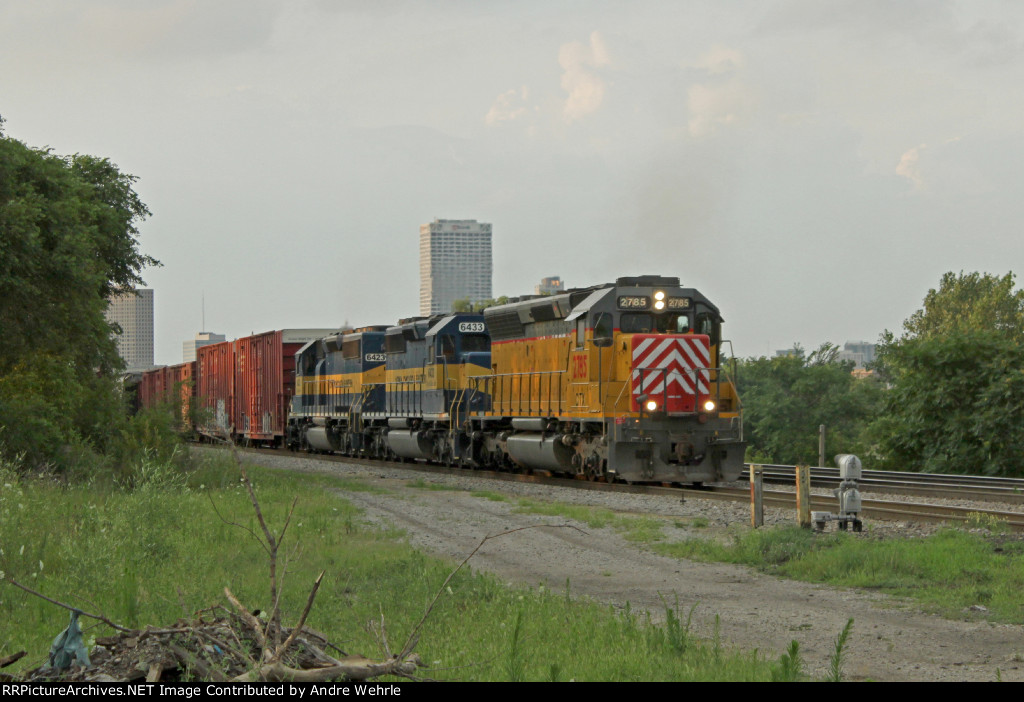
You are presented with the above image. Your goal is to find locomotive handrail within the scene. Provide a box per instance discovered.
[469,370,566,416]
[387,379,424,416]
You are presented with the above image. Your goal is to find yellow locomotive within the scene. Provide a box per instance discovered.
[465,275,744,484]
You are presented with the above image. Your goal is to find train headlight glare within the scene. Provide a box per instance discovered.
[703,400,716,412]
[654,291,666,301]
[645,400,658,412]
[654,300,666,310]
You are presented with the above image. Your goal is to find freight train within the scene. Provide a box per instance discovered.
[139,275,745,484]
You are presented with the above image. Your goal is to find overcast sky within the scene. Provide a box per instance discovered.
[3,0,1023,364]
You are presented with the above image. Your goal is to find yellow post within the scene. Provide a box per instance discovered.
[796,464,812,528]
[750,465,764,528]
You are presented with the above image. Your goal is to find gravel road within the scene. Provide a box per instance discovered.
[231,449,1024,682]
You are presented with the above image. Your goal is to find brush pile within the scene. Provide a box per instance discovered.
[5,454,424,684]
[11,595,422,684]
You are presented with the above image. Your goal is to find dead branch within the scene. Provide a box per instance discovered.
[224,588,268,654]
[0,652,26,668]
[206,490,267,555]
[271,571,325,663]
[230,444,296,652]
[4,578,134,633]
[168,643,229,683]
[231,653,423,683]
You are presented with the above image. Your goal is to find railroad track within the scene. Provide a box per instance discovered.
[231,447,1024,532]
[742,464,1024,504]
[711,485,1024,531]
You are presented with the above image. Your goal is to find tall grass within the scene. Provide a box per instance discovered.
[654,526,1024,623]
[0,449,784,681]
[827,618,854,682]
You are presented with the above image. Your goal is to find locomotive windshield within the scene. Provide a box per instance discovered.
[462,334,488,352]
[436,333,488,360]
[620,313,691,334]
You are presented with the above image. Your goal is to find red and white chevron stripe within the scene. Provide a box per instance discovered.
[630,334,711,413]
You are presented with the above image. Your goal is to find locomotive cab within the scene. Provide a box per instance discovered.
[287,326,388,454]
[477,275,745,484]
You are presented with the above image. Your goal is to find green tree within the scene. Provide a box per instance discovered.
[451,296,509,313]
[871,271,1024,475]
[0,121,158,471]
[899,271,1024,343]
[871,332,1024,475]
[737,344,883,466]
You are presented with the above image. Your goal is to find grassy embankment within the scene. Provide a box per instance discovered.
[512,498,1024,625]
[0,450,793,682]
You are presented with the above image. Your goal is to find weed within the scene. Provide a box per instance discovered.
[660,594,698,654]
[505,608,526,682]
[770,640,803,682]
[712,614,722,664]
[964,512,1008,534]
[406,478,461,492]
[826,618,854,682]
[470,490,509,502]
[514,498,665,542]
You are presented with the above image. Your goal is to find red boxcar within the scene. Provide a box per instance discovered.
[138,366,169,411]
[168,361,196,428]
[196,340,236,440]
[235,329,334,446]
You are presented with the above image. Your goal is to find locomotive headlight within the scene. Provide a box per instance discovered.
[654,300,666,310]
[703,400,717,413]
[654,291,666,301]
[645,400,658,412]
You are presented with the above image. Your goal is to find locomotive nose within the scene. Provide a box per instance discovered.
[630,333,711,414]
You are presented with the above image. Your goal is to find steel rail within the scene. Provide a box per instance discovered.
[710,486,1024,530]
[741,464,1024,504]
[227,446,1024,532]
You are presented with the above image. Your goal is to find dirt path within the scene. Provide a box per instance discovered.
[245,452,1024,681]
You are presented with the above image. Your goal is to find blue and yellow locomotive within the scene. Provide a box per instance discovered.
[288,314,491,463]
[287,275,744,485]
[287,325,388,454]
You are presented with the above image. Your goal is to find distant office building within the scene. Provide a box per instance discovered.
[105,288,154,371]
[183,332,227,363]
[419,218,492,316]
[838,341,876,369]
[535,276,565,296]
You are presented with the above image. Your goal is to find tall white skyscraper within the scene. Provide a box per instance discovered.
[419,219,492,316]
[105,288,155,371]
[183,332,226,363]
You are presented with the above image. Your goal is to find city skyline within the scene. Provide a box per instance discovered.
[7,3,1024,365]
